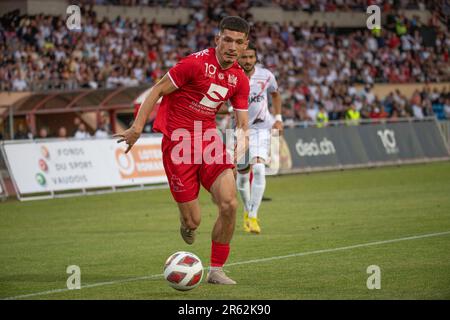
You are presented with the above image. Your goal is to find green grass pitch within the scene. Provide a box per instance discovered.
[1,162,450,300]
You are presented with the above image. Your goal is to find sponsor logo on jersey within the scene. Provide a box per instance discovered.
[249,95,264,104]
[199,83,229,109]
[170,174,186,192]
[193,49,209,58]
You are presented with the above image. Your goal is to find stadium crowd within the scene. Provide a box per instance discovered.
[10,113,112,140]
[0,0,449,139]
[280,84,450,127]
[80,0,427,12]
[1,1,448,91]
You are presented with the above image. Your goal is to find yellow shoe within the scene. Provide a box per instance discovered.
[243,211,250,232]
[248,217,261,234]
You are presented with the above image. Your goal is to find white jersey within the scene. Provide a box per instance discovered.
[247,65,279,129]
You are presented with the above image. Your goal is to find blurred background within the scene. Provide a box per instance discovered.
[0,0,449,198]
[0,0,449,140]
[1,1,449,300]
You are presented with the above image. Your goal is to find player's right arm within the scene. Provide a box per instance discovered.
[114,74,178,153]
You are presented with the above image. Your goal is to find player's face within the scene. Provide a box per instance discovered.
[215,29,248,68]
[238,49,257,73]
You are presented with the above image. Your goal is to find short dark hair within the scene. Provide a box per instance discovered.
[219,16,250,37]
[246,42,257,55]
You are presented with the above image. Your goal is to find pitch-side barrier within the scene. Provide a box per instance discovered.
[1,117,449,201]
[0,135,167,201]
[275,117,450,174]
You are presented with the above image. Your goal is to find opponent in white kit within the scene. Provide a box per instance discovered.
[235,43,283,234]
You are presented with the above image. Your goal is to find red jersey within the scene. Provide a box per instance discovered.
[153,48,249,137]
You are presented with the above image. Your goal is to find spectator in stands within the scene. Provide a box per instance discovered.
[316,104,329,127]
[360,85,375,105]
[345,101,361,125]
[37,127,50,139]
[369,105,389,121]
[57,126,68,138]
[305,102,318,122]
[359,101,371,119]
[74,123,91,139]
[106,69,121,89]
[282,105,295,128]
[444,99,450,119]
[422,99,434,117]
[72,117,82,136]
[412,101,425,119]
[12,75,27,91]
[14,123,33,140]
[94,113,111,138]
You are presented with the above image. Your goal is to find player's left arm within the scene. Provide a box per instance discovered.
[230,73,250,165]
[267,71,283,134]
[216,102,233,115]
[271,90,284,134]
[234,109,249,164]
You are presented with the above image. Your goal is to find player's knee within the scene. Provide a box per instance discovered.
[253,163,266,183]
[236,171,250,189]
[218,197,238,217]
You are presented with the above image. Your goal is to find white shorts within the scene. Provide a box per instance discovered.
[249,128,271,162]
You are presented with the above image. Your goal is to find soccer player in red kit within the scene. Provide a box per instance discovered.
[114,16,250,285]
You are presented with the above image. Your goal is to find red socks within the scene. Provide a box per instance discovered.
[210,241,230,268]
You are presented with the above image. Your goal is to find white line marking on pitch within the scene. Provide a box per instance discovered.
[3,230,450,300]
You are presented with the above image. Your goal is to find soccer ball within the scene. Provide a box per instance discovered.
[163,251,204,291]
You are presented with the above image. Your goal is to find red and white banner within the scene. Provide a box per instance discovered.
[2,136,167,195]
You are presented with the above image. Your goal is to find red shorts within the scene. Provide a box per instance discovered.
[162,133,234,203]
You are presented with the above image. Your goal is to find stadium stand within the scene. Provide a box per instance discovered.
[0,0,449,141]
[78,0,425,11]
